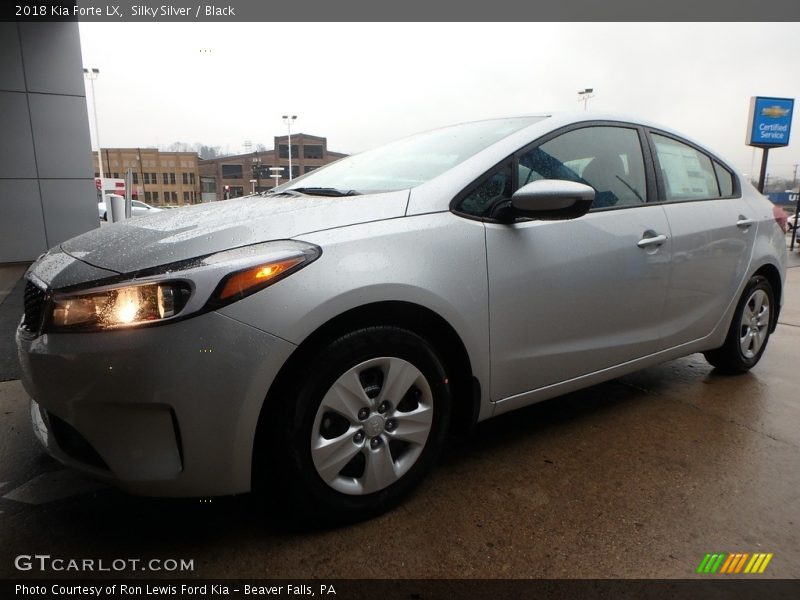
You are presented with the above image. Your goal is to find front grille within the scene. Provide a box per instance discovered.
[21,280,47,334]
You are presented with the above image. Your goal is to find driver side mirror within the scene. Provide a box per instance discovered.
[508,179,595,221]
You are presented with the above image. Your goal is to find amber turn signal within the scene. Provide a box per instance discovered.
[217,257,305,300]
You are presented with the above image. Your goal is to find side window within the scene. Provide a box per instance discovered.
[652,134,720,201]
[457,164,512,216]
[713,160,734,197]
[517,126,647,209]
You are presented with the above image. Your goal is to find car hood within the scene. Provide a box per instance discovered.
[61,191,409,274]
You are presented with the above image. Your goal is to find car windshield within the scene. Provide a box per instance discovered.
[274,117,545,195]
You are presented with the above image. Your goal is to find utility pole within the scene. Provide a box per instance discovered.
[252,152,261,192]
[791,165,800,252]
[578,88,594,111]
[137,147,145,202]
[282,114,297,180]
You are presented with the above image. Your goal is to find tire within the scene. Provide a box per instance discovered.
[268,326,452,524]
[704,275,774,373]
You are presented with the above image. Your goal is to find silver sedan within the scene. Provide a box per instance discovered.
[17,113,787,522]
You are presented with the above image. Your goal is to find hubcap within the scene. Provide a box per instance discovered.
[739,289,770,359]
[364,415,385,437]
[310,357,434,496]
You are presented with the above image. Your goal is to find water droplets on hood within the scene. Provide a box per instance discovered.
[59,190,410,274]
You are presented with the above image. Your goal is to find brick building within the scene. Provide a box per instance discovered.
[92,148,201,206]
[198,133,347,200]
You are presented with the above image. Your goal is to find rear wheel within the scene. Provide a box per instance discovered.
[269,326,451,523]
[704,275,774,373]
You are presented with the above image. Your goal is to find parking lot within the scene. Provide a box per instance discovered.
[0,258,798,580]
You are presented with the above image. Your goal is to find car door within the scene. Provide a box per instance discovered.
[646,131,757,349]
[454,123,673,402]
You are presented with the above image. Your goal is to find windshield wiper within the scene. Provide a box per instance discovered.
[287,187,361,197]
[262,189,302,197]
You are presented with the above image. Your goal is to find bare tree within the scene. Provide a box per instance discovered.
[194,144,224,159]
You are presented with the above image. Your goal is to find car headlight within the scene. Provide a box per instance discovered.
[45,240,320,333]
[50,281,191,331]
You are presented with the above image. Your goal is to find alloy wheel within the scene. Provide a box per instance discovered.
[739,289,770,359]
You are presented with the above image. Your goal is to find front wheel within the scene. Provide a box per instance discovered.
[704,275,774,373]
[272,326,451,523]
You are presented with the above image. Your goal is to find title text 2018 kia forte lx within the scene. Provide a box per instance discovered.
[17,113,786,522]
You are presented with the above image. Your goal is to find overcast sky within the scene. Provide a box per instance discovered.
[78,22,800,180]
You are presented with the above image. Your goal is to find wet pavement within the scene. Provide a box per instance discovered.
[0,266,798,580]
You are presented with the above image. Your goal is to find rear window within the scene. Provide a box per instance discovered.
[714,161,734,197]
[652,134,720,201]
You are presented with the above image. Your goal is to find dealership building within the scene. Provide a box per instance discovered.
[0,22,97,263]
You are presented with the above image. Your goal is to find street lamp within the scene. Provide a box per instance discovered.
[83,68,104,195]
[252,153,261,192]
[578,88,594,111]
[136,148,145,202]
[282,114,297,180]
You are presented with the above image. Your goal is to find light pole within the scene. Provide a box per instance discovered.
[136,147,145,202]
[282,114,297,180]
[252,153,261,192]
[83,68,104,196]
[578,88,594,111]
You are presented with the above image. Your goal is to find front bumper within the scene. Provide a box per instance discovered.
[17,310,296,497]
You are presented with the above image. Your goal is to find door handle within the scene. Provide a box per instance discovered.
[737,217,755,229]
[637,234,668,248]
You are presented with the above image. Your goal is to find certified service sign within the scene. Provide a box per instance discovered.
[746,96,794,147]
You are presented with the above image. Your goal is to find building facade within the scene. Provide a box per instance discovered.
[92,149,201,206]
[0,22,97,262]
[198,133,347,200]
